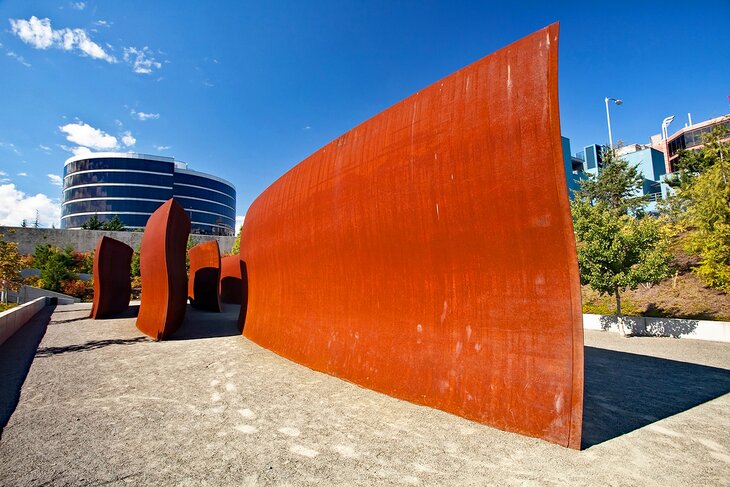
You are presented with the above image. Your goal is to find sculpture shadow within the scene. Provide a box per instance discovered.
[35,336,148,357]
[581,346,730,449]
[598,314,699,338]
[92,304,140,320]
[0,305,55,438]
[167,303,241,341]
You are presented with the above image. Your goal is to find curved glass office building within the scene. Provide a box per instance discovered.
[61,152,236,235]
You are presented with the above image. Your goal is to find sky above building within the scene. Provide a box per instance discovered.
[1,0,728,229]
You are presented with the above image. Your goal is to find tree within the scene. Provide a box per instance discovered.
[33,245,75,293]
[572,147,673,332]
[20,219,27,228]
[0,236,23,303]
[185,235,195,273]
[102,215,125,231]
[131,246,141,277]
[82,214,104,230]
[665,126,730,291]
[576,148,646,215]
[40,252,71,292]
[230,226,243,255]
[33,210,40,228]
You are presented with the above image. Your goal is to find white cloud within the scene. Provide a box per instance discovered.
[38,144,52,153]
[47,174,63,186]
[0,183,61,228]
[154,145,171,151]
[0,171,7,176]
[130,109,160,121]
[123,46,161,74]
[71,2,86,10]
[17,172,28,177]
[59,145,93,156]
[121,131,136,147]
[9,16,54,49]
[235,215,245,235]
[6,51,31,67]
[59,121,118,150]
[0,142,21,156]
[9,16,116,63]
[94,20,112,28]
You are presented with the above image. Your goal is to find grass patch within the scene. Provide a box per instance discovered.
[581,271,730,321]
[0,303,18,313]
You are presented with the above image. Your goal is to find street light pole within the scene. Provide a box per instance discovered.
[604,97,623,150]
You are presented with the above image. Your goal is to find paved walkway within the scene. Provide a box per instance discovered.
[0,303,728,485]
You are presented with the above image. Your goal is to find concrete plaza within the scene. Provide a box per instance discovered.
[0,303,728,485]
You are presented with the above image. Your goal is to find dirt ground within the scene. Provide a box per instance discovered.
[0,303,729,486]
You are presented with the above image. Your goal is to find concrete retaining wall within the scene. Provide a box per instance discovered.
[583,314,730,342]
[0,227,236,255]
[0,297,47,346]
[8,286,80,305]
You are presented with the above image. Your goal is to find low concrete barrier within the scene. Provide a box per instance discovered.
[583,314,730,343]
[8,286,80,305]
[0,297,47,346]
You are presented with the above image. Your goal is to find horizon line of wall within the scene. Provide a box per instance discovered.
[0,226,236,255]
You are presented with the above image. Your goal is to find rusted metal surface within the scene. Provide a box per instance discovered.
[188,240,221,312]
[238,23,583,448]
[220,255,243,304]
[136,199,191,340]
[89,236,133,319]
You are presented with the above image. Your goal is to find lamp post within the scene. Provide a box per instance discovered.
[661,115,675,141]
[662,115,675,172]
[604,97,623,149]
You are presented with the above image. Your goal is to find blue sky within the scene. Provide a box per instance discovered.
[1,1,728,229]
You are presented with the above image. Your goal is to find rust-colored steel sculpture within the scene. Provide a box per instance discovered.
[89,236,133,319]
[136,199,191,340]
[188,240,222,312]
[220,255,243,304]
[238,23,583,448]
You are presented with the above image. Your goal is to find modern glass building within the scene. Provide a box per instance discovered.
[61,152,236,235]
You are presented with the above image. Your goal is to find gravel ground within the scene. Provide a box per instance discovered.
[0,303,728,486]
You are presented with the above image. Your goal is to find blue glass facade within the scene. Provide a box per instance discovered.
[61,153,236,235]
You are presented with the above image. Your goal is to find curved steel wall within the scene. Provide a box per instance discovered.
[61,153,236,235]
[238,23,583,448]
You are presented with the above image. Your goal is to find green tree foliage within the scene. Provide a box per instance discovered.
[230,227,242,255]
[131,246,141,277]
[576,148,646,214]
[0,235,23,302]
[572,147,673,324]
[40,252,72,292]
[32,245,86,293]
[186,235,195,273]
[102,215,125,231]
[669,126,730,291]
[82,214,104,230]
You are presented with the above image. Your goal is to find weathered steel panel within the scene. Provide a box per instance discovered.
[89,236,133,319]
[188,240,222,312]
[220,255,243,305]
[136,199,191,340]
[239,24,583,448]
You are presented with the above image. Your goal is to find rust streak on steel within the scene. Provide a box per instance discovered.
[220,255,243,305]
[188,240,222,312]
[238,23,583,448]
[89,236,133,319]
[136,199,191,340]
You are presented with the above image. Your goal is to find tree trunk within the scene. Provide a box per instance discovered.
[615,286,627,336]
